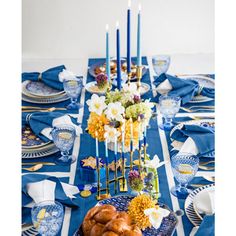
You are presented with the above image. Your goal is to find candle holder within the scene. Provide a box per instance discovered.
[119,152,128,192]
[138,146,142,173]
[127,72,132,86]
[136,65,142,92]
[129,150,133,170]
[114,157,118,194]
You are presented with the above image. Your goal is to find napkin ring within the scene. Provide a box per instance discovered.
[197,85,204,95]
[38,73,42,81]
[26,113,33,123]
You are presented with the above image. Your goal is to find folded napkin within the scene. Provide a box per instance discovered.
[153,74,215,104]
[195,214,215,236]
[171,124,214,156]
[22,112,82,142]
[22,174,80,224]
[22,65,66,90]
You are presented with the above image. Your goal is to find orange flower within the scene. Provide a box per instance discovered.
[87,112,109,141]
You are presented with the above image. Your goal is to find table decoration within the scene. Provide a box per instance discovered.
[116,21,122,90]
[127,0,131,85]
[105,24,110,83]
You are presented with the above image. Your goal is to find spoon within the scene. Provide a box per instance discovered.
[22,164,43,172]
[202,175,215,182]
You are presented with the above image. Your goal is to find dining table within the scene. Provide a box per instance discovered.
[22,53,215,236]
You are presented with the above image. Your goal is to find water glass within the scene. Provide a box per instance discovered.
[31,201,64,236]
[159,95,181,130]
[152,55,171,77]
[63,77,83,110]
[171,153,199,198]
[51,125,76,165]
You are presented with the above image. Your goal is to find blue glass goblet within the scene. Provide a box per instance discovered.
[51,125,76,165]
[152,55,171,77]
[63,77,83,110]
[31,201,64,236]
[159,95,181,130]
[171,153,199,199]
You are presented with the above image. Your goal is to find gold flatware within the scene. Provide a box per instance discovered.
[202,175,215,182]
[180,107,214,113]
[199,165,215,171]
[199,160,215,166]
[22,162,56,166]
[22,106,66,111]
[188,106,215,109]
[22,164,43,172]
[190,184,208,188]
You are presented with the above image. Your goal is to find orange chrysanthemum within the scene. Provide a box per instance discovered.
[87,112,109,141]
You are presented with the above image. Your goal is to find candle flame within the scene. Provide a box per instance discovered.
[95,131,98,137]
[137,116,141,122]
[104,132,107,139]
[138,3,142,12]
[116,21,119,29]
[128,0,131,8]
[105,24,109,31]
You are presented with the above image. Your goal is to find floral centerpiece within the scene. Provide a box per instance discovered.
[86,88,154,152]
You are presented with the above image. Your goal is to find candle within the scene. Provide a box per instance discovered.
[137,4,141,67]
[106,24,110,82]
[127,0,131,73]
[104,132,108,165]
[122,120,125,153]
[138,117,142,150]
[130,118,133,152]
[95,131,99,168]
[144,123,147,146]
[114,129,117,163]
[116,21,122,90]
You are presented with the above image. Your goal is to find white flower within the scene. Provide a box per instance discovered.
[104,125,121,143]
[86,94,107,115]
[59,69,77,82]
[144,155,167,169]
[105,102,125,122]
[144,207,170,229]
[122,83,139,96]
[144,99,155,109]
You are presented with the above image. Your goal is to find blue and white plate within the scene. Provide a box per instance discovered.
[88,58,148,81]
[74,195,178,236]
[185,184,214,226]
[177,75,215,103]
[170,119,215,158]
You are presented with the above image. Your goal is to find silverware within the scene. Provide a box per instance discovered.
[199,160,215,166]
[22,162,56,166]
[180,107,214,113]
[202,175,215,182]
[198,165,215,171]
[188,105,215,109]
[190,184,208,188]
[22,164,43,172]
[22,106,66,111]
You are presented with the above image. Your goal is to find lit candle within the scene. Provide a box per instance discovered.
[95,131,99,168]
[130,118,133,152]
[127,0,131,74]
[116,21,122,90]
[137,4,142,67]
[104,132,108,165]
[106,24,110,82]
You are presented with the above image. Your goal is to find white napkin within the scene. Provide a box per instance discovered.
[26,180,80,204]
[171,137,199,155]
[41,115,82,140]
[156,79,172,94]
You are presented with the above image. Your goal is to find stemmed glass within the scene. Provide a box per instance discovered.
[51,125,76,165]
[171,153,199,199]
[31,201,64,236]
[159,94,181,130]
[63,77,83,110]
[152,55,171,77]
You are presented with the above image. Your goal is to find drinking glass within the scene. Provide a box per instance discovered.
[63,77,83,110]
[152,55,171,77]
[171,153,199,199]
[31,201,64,236]
[159,95,181,130]
[51,125,76,165]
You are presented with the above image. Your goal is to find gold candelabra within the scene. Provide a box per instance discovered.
[136,66,142,92]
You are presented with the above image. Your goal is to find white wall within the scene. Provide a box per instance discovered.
[22,0,214,59]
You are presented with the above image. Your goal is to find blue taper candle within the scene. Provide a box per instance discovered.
[137,4,141,66]
[106,24,110,82]
[122,120,125,161]
[143,124,147,146]
[104,133,108,165]
[127,0,131,73]
[116,21,122,90]
[114,131,117,163]
[130,118,133,152]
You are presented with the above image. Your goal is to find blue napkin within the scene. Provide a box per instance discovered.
[22,112,78,142]
[22,174,80,224]
[153,74,215,104]
[195,214,215,236]
[22,65,65,90]
[171,124,214,156]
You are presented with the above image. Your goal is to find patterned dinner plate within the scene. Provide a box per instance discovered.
[177,75,215,103]
[170,119,215,158]
[88,58,147,81]
[73,195,178,236]
[185,184,214,226]
[22,80,64,98]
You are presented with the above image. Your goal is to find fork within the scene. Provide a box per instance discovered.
[180,107,215,113]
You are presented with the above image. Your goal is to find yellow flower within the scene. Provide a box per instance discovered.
[128,194,157,230]
[87,112,109,141]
